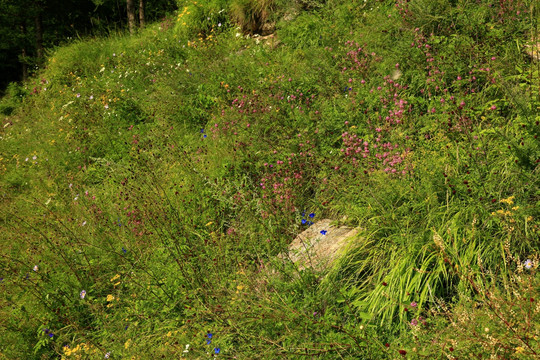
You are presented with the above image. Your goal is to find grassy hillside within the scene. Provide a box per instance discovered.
[1,0,540,358]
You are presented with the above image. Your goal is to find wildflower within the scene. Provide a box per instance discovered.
[200,129,204,133]
[320,230,327,235]
[410,301,417,308]
[104,352,111,359]
[410,318,418,326]
[203,134,207,138]
[183,344,190,353]
[33,265,39,272]
[80,290,86,299]
[214,348,220,354]
[207,340,211,345]
[122,247,127,254]
[218,23,222,27]
[76,93,81,98]
[207,333,213,339]
[89,95,94,100]
[49,333,54,338]
[524,259,533,269]
[398,349,407,356]
[301,219,307,225]
[309,213,315,218]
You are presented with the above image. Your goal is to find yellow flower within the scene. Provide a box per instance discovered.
[107,294,115,302]
[500,196,515,205]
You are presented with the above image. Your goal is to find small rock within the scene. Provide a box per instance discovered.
[283,219,358,271]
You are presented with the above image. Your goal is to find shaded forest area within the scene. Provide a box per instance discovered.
[0,0,177,93]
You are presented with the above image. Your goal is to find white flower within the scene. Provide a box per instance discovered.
[524,259,533,269]
[80,290,86,299]
[104,352,111,359]
[33,265,38,271]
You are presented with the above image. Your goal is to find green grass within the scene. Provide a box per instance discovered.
[1,0,540,358]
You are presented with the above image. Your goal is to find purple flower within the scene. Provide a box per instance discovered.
[410,319,418,326]
[410,301,417,308]
[320,230,327,235]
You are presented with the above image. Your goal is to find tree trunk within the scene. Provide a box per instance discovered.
[20,23,28,80]
[127,0,136,34]
[35,12,44,61]
[139,0,145,28]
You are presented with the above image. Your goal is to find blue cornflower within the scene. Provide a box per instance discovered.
[49,333,54,338]
[207,333,213,339]
[44,328,49,334]
[203,134,207,138]
[214,348,220,354]
[200,129,205,133]
[301,219,307,225]
[309,213,315,218]
[207,339,211,345]
[301,211,306,217]
[320,230,327,235]
[122,247,127,254]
